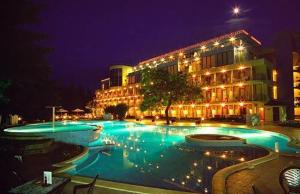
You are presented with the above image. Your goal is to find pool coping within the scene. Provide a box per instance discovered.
[211,150,278,194]
[58,173,194,194]
[52,146,89,174]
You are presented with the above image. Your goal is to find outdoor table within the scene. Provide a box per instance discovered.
[9,176,70,194]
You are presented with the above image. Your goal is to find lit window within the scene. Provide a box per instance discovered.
[273,86,278,99]
[272,70,277,82]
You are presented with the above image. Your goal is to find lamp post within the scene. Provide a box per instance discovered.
[46,106,61,128]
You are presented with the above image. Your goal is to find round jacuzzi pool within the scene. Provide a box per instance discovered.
[186,134,247,146]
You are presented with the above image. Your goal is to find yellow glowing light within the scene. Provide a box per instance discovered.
[179,104,183,108]
[207,166,212,170]
[183,60,188,64]
[229,37,236,42]
[193,162,198,167]
[221,103,225,107]
[221,44,225,48]
[181,181,185,185]
[192,74,196,78]
[161,58,165,62]
[238,45,245,51]
[239,102,244,107]
[220,85,225,89]
[239,157,245,162]
[179,52,184,56]
[169,55,174,59]
[201,45,206,50]
[238,82,244,87]
[213,41,219,46]
[239,66,245,70]
[150,82,154,85]
[194,57,200,61]
[204,87,209,90]
[205,151,210,155]
[191,104,195,108]
[171,178,175,181]
[197,179,202,183]
[186,175,190,179]
[205,103,209,108]
[205,71,210,76]
[221,154,226,158]
[153,60,157,64]
[221,69,226,73]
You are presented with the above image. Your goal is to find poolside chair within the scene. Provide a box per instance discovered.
[279,166,300,194]
[73,174,98,194]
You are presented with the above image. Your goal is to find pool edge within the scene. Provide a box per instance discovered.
[211,150,278,194]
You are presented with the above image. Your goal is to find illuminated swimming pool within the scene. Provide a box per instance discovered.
[4,121,300,193]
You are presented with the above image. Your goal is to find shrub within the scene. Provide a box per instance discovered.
[115,103,129,121]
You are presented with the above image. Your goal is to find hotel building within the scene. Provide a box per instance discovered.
[293,52,300,118]
[94,30,287,122]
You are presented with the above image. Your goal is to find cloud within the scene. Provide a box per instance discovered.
[225,17,249,25]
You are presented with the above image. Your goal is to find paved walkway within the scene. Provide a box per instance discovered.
[226,154,300,194]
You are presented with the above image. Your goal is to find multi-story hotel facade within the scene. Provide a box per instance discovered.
[94,30,287,122]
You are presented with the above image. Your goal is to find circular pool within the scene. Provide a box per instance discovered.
[186,134,246,146]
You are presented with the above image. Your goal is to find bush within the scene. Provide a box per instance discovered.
[115,103,129,121]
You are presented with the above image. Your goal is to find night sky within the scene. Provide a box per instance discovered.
[35,0,300,90]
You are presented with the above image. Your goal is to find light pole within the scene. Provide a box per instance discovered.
[46,106,61,128]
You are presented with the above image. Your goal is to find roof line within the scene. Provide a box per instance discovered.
[138,29,258,64]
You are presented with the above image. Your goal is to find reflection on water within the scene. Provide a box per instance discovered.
[64,122,269,193]
[6,120,299,193]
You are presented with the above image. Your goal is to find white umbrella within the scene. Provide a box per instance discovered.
[57,108,68,113]
[72,108,85,116]
[56,108,68,117]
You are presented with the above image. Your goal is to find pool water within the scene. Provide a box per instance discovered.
[4,121,300,193]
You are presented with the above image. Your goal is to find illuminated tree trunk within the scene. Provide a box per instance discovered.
[165,99,172,125]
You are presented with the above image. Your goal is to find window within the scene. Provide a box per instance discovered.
[211,55,216,67]
[217,53,223,66]
[110,68,122,87]
[273,86,278,99]
[272,70,277,82]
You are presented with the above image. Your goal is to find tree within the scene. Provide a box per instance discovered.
[140,68,202,124]
[0,0,54,121]
[0,80,10,105]
[115,103,129,121]
[104,105,116,118]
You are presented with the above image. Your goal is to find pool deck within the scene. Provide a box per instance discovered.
[126,119,300,194]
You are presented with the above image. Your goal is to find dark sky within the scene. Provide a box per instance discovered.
[35,0,300,90]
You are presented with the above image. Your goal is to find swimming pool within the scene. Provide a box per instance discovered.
[4,121,300,193]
